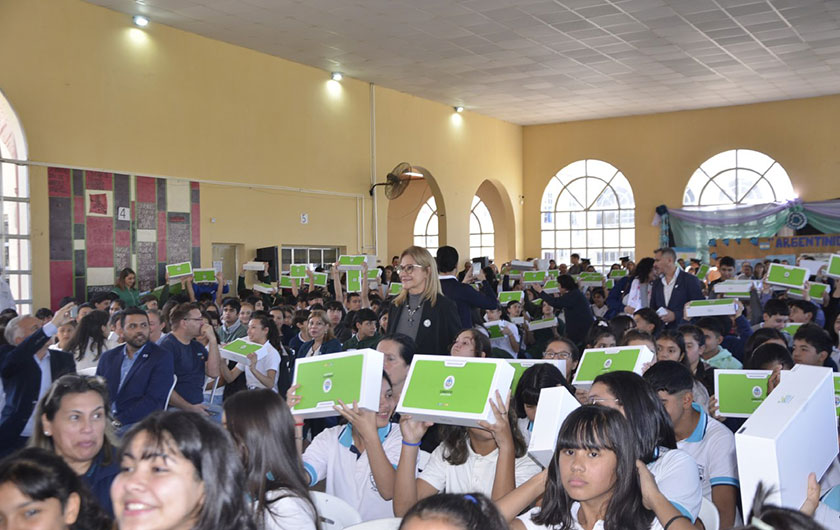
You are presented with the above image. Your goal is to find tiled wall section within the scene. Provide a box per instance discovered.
[47,168,200,307]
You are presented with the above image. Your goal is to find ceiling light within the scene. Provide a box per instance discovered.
[331,72,343,81]
[454,106,464,113]
[132,15,150,27]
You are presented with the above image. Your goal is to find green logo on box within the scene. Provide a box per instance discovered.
[718,373,770,415]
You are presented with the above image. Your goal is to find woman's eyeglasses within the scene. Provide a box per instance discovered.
[543,350,572,360]
[396,264,425,274]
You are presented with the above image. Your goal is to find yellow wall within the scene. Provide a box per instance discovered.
[0,0,523,306]
[523,94,840,259]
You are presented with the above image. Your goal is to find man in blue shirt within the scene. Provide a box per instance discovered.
[96,307,174,430]
[159,302,221,420]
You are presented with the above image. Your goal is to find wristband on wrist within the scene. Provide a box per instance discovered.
[295,422,304,427]
[402,440,422,447]
[663,515,689,530]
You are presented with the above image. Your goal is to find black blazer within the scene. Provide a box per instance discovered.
[0,329,76,454]
[387,295,461,355]
[96,341,175,426]
[650,269,705,329]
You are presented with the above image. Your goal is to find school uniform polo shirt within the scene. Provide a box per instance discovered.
[302,423,402,521]
[419,438,542,497]
[676,403,739,499]
[647,447,703,523]
[518,504,665,530]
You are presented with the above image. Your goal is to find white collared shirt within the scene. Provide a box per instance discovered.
[21,351,52,437]
[662,267,681,307]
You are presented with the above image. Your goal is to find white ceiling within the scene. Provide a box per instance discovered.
[87,0,840,125]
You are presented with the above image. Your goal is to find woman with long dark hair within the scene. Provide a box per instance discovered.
[220,311,282,391]
[0,447,112,530]
[112,267,141,308]
[605,257,656,319]
[64,310,115,371]
[224,389,318,530]
[111,410,256,530]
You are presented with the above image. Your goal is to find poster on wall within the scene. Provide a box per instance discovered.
[708,234,840,260]
[47,168,201,308]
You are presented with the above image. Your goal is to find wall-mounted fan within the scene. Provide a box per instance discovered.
[369,162,427,200]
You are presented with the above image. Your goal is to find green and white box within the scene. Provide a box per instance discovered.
[827,254,840,279]
[484,320,505,339]
[192,268,216,283]
[498,291,524,306]
[510,260,534,271]
[714,370,772,418]
[695,264,710,280]
[308,272,328,287]
[799,259,828,277]
[388,282,403,296]
[782,322,803,336]
[834,375,840,417]
[788,282,829,300]
[542,280,559,294]
[291,349,384,419]
[219,339,267,367]
[523,271,547,284]
[547,270,559,280]
[604,279,615,290]
[396,355,514,428]
[684,299,738,318]
[578,273,604,287]
[713,280,754,294]
[277,276,294,289]
[253,282,276,294]
[167,262,193,278]
[510,316,524,325]
[289,264,308,279]
[338,255,376,271]
[736,365,838,516]
[572,345,654,389]
[346,270,363,293]
[766,263,809,290]
[609,269,628,279]
[243,261,265,271]
[527,317,557,331]
[527,386,580,467]
[508,359,565,392]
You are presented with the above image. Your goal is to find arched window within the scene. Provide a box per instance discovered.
[540,160,635,272]
[0,93,31,313]
[470,196,494,260]
[683,149,795,208]
[413,196,439,254]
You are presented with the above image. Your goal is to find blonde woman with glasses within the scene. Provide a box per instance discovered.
[386,246,460,355]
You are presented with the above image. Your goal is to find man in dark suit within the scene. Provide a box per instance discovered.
[436,246,499,329]
[0,302,76,456]
[650,247,705,329]
[96,307,175,430]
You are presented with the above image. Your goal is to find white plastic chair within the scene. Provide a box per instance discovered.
[164,374,178,410]
[77,367,97,377]
[311,491,362,530]
[344,518,401,530]
[697,497,720,530]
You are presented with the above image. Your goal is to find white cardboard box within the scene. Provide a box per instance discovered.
[252,282,275,294]
[571,345,655,389]
[735,364,839,516]
[337,254,377,271]
[291,349,384,419]
[527,386,580,467]
[684,299,738,318]
[243,261,265,271]
[396,355,514,428]
[713,280,754,294]
[510,260,534,271]
[527,317,558,331]
[799,259,828,277]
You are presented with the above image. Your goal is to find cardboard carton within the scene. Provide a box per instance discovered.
[346,270,363,293]
[291,349,384,419]
[695,264,710,280]
[799,259,828,277]
[289,264,308,278]
[523,271,547,284]
[308,272,328,287]
[396,356,514,428]
[253,282,276,294]
[508,359,565,392]
[547,270,559,279]
[542,280,559,294]
[166,262,193,278]
[828,254,840,279]
[509,260,534,271]
[713,280,754,294]
[571,345,654,389]
[782,322,803,336]
[714,370,772,418]
[192,268,216,283]
[219,339,268,367]
[766,263,809,290]
[527,317,557,331]
[609,269,628,279]
[243,261,264,271]
[735,365,839,515]
[788,282,829,300]
[499,291,524,306]
[277,276,294,289]
[578,272,604,287]
[338,255,376,271]
[527,386,580,467]
[684,299,738,318]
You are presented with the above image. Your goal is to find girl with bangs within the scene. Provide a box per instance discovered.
[498,406,696,530]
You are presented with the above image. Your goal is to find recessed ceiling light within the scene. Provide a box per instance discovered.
[331,72,343,81]
[133,15,150,27]
[454,106,464,113]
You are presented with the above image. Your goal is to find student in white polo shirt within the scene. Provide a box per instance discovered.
[644,361,739,529]
[287,373,401,521]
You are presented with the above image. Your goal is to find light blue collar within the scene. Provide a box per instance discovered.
[338,423,392,448]
[685,402,707,443]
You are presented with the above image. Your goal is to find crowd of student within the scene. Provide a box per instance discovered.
[0,244,838,530]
